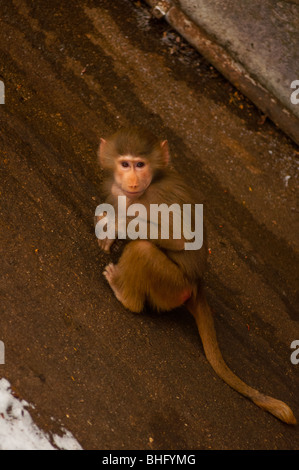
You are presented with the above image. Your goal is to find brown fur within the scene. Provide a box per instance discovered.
[96,127,296,425]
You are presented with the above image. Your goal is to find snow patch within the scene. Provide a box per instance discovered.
[0,378,82,450]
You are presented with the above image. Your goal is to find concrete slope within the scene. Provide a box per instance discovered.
[146,0,299,145]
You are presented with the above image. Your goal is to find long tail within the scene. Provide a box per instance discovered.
[186,289,296,425]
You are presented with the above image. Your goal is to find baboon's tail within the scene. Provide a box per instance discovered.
[187,290,296,425]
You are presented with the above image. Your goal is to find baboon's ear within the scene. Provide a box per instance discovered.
[160,140,170,167]
[98,138,107,166]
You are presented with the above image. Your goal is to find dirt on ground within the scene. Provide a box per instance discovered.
[0,0,298,450]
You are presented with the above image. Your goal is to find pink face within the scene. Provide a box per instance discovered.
[114,155,153,199]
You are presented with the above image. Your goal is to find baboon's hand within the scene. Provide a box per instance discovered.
[97,237,114,253]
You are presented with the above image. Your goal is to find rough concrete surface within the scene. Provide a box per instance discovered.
[177,0,299,116]
[0,0,298,450]
[146,0,299,145]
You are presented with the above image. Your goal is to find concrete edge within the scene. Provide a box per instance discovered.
[144,0,299,147]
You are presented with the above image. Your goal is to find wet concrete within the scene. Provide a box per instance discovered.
[0,0,298,450]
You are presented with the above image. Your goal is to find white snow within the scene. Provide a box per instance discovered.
[0,378,82,450]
